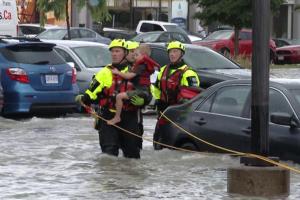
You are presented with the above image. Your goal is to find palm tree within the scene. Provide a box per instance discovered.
[36,0,111,40]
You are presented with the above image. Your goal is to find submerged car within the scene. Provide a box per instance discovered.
[156,79,300,163]
[0,38,79,116]
[44,40,111,94]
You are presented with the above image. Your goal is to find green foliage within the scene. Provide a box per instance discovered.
[193,0,284,29]
[77,0,111,23]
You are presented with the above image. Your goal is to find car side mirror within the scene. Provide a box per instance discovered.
[270,112,299,128]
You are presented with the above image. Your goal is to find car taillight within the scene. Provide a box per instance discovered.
[6,68,29,83]
[72,67,77,84]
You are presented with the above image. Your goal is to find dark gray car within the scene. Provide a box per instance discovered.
[37,27,111,45]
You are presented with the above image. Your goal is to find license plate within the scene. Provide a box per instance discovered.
[45,75,58,84]
[278,56,284,60]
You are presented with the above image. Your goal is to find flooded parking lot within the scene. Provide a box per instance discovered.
[1,114,300,200]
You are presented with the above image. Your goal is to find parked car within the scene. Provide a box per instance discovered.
[44,40,111,94]
[156,79,300,163]
[0,38,79,116]
[132,31,191,44]
[194,29,276,61]
[37,27,111,45]
[136,20,196,42]
[148,43,250,89]
[18,24,60,37]
[275,45,300,64]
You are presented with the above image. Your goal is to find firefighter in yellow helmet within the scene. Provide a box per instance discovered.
[75,39,145,158]
[152,41,201,150]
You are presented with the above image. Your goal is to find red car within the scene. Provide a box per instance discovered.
[194,29,276,61]
[275,45,300,64]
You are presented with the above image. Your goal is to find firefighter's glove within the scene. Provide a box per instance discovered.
[131,95,144,106]
[75,94,84,103]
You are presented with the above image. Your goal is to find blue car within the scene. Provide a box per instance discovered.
[0,39,79,116]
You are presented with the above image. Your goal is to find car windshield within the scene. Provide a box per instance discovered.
[37,29,67,39]
[164,25,187,34]
[72,46,111,68]
[205,30,233,40]
[184,48,240,69]
[132,33,161,42]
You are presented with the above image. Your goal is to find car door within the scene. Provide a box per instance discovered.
[268,88,300,161]
[238,31,252,56]
[190,85,251,152]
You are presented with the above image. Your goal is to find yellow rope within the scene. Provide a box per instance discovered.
[80,101,300,174]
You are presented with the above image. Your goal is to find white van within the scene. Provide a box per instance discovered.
[0,0,18,37]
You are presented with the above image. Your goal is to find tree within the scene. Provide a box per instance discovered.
[193,0,283,57]
[36,0,111,40]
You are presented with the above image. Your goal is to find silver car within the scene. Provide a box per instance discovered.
[44,40,111,94]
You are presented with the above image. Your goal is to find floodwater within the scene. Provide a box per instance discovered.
[1,68,300,199]
[0,114,300,200]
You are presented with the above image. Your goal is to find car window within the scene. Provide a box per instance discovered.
[37,29,67,39]
[153,24,164,31]
[72,46,111,68]
[70,29,80,39]
[158,32,170,42]
[55,48,81,71]
[172,32,188,43]
[0,45,65,65]
[79,29,96,38]
[150,47,169,66]
[140,23,153,32]
[198,85,250,117]
[239,31,252,40]
[269,88,293,116]
[184,48,240,69]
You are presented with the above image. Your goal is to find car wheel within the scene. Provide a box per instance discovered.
[221,48,231,58]
[180,142,198,151]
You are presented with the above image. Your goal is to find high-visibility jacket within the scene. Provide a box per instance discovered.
[152,63,200,105]
[85,64,136,111]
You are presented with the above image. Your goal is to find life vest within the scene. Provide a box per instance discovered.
[160,65,201,105]
[99,70,136,111]
[132,55,160,87]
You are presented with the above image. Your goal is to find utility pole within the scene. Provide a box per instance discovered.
[227,0,290,196]
[251,0,270,158]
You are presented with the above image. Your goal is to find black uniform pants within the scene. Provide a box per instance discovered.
[98,109,142,159]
